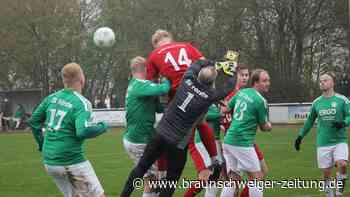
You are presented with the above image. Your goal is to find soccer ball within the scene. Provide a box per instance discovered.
[93,27,115,48]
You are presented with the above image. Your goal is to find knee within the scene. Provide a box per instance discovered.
[323,168,333,178]
[256,172,264,180]
[336,160,348,169]
[227,170,241,181]
[248,171,264,180]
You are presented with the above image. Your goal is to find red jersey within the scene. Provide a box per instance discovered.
[146,42,203,99]
[221,85,241,131]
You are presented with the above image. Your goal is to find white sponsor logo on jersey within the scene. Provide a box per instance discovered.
[331,102,337,108]
[319,108,336,116]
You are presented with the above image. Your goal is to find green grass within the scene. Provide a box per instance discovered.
[0,127,349,196]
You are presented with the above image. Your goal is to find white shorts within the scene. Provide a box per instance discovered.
[123,138,157,177]
[317,143,349,169]
[223,144,261,173]
[44,160,104,197]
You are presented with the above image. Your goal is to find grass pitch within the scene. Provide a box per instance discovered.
[0,126,349,196]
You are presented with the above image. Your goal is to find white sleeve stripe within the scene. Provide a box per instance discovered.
[73,92,91,112]
[335,94,350,104]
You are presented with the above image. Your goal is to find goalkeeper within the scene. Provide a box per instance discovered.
[121,59,236,197]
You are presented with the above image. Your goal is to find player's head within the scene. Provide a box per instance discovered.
[151,29,173,48]
[198,66,218,87]
[130,56,147,78]
[320,71,335,92]
[61,63,85,91]
[250,69,270,93]
[237,64,249,87]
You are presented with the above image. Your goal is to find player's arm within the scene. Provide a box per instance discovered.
[212,75,237,101]
[345,100,350,126]
[294,103,317,151]
[136,79,171,97]
[260,122,272,132]
[28,97,48,151]
[206,105,221,121]
[222,94,237,113]
[75,109,108,140]
[146,58,159,80]
[183,59,213,80]
[187,43,205,60]
[333,99,350,129]
[298,104,317,138]
[257,100,272,132]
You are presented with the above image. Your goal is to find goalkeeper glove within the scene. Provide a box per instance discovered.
[332,121,346,129]
[215,61,237,76]
[294,136,303,151]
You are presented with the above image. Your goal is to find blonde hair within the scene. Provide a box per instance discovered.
[61,63,83,86]
[151,29,173,48]
[130,56,146,73]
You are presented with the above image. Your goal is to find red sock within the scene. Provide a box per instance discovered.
[240,185,249,197]
[197,122,217,157]
[183,182,203,197]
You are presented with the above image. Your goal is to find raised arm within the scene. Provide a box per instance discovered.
[212,75,237,101]
[135,79,170,97]
[183,59,213,80]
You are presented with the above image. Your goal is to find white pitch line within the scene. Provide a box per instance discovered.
[0,152,127,166]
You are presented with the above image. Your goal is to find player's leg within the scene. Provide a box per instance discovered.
[157,154,168,179]
[240,144,268,197]
[205,139,224,197]
[44,165,74,197]
[234,146,262,197]
[66,160,105,197]
[190,129,213,179]
[159,145,188,197]
[197,122,218,159]
[245,171,263,197]
[184,130,211,197]
[334,143,348,197]
[318,145,336,197]
[123,138,158,197]
[220,144,241,197]
[121,133,166,197]
[259,159,268,177]
[254,144,268,177]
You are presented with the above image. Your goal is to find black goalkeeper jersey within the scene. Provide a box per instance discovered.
[156,60,236,149]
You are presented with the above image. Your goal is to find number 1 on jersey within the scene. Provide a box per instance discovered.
[165,48,192,71]
[178,92,194,112]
